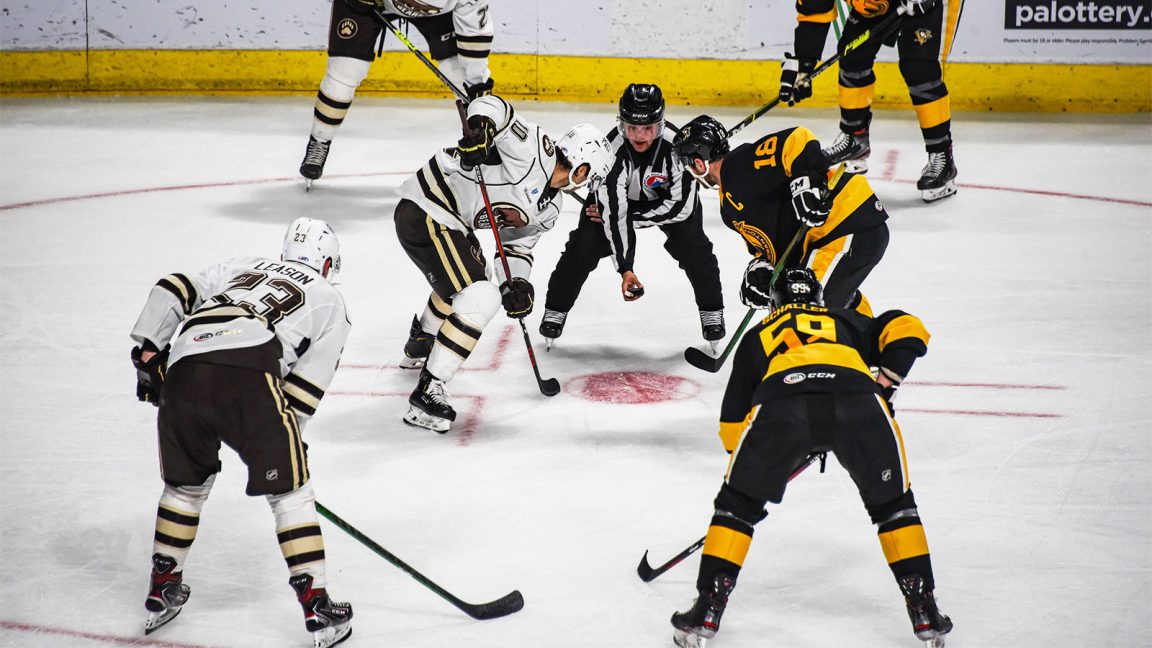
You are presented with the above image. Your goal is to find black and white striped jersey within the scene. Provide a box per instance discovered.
[597,123,701,274]
[130,257,351,426]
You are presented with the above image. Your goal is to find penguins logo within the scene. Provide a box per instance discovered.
[914,29,933,46]
[337,19,358,39]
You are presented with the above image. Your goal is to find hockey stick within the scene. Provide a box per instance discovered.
[315,502,525,620]
[683,164,847,373]
[457,102,561,397]
[636,452,826,582]
[374,12,470,101]
[725,7,908,138]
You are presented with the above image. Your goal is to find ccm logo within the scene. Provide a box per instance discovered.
[783,371,837,384]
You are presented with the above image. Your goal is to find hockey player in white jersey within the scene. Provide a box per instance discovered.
[129,218,353,648]
[394,94,611,432]
[300,0,494,187]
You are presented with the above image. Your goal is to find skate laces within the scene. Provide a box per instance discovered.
[699,311,723,327]
[924,151,948,175]
[304,139,331,166]
[425,377,450,406]
[542,310,567,325]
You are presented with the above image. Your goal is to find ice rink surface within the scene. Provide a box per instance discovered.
[1,96,1150,648]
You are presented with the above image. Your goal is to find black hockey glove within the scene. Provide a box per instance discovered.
[779,53,816,106]
[740,257,776,309]
[457,116,496,171]
[465,78,495,101]
[878,367,903,415]
[131,344,170,407]
[500,277,534,319]
[790,174,832,227]
[899,0,937,17]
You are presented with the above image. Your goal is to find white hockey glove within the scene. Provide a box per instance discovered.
[740,257,776,309]
[789,174,831,228]
[899,0,937,17]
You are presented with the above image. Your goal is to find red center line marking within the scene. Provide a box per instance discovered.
[5,171,1147,211]
[0,171,411,212]
[0,620,226,648]
[908,381,1066,390]
[901,408,1063,419]
[344,325,515,373]
[880,149,899,182]
[881,177,1151,207]
[329,391,486,446]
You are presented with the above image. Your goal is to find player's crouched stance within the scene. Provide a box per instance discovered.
[130,218,353,647]
[393,95,611,433]
[670,268,952,648]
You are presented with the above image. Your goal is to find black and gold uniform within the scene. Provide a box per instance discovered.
[792,0,961,155]
[676,274,952,644]
[718,126,889,311]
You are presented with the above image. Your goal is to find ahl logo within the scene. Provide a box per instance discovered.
[783,372,806,385]
[881,468,892,482]
[193,328,241,343]
[337,18,358,39]
[542,134,555,157]
[913,28,933,46]
[644,173,668,189]
[266,469,278,481]
[874,199,884,212]
[470,245,483,263]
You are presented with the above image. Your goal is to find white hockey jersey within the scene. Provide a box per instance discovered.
[130,258,351,423]
[396,95,562,280]
[383,0,493,86]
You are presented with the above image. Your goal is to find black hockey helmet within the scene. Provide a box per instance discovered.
[672,115,730,163]
[770,267,824,309]
[619,84,665,125]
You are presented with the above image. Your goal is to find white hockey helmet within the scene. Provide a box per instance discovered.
[282,217,341,279]
[556,123,613,191]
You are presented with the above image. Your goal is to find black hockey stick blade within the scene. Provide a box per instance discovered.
[316,503,525,621]
[539,377,561,397]
[636,537,707,582]
[683,346,723,373]
[460,589,525,620]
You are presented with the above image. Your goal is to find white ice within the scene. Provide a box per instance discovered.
[1,96,1149,648]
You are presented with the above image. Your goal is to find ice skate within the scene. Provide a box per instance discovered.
[670,573,735,648]
[144,554,190,635]
[400,315,434,369]
[300,135,332,191]
[899,575,953,648]
[699,310,726,353]
[290,574,353,648]
[539,309,567,351]
[403,369,456,433]
[917,147,958,203]
[822,128,870,174]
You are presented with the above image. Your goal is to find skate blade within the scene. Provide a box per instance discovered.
[313,622,352,648]
[707,340,720,354]
[925,635,946,648]
[304,178,314,192]
[403,406,451,434]
[921,181,957,203]
[544,338,554,352]
[144,606,181,635]
[398,356,427,370]
[672,628,707,648]
[844,158,869,174]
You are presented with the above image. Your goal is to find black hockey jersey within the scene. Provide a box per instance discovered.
[717,303,929,451]
[718,126,887,265]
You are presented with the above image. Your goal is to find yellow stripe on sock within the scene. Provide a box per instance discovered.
[702,525,753,566]
[878,524,929,564]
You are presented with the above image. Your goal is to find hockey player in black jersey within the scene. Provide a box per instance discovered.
[299,0,494,188]
[782,0,960,202]
[672,115,889,317]
[670,268,953,648]
[129,218,353,647]
[539,84,725,349]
